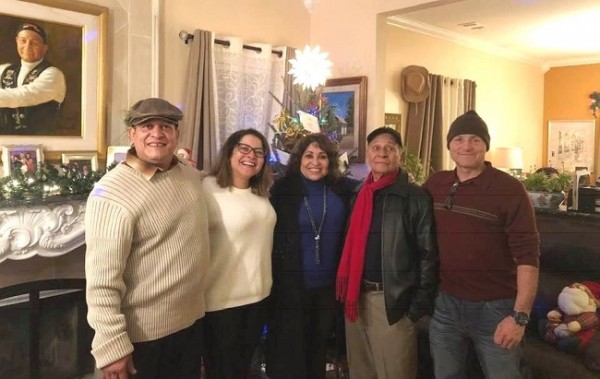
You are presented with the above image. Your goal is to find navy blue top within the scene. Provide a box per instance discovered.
[363,189,385,282]
[299,178,347,288]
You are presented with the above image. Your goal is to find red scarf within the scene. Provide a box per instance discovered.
[336,169,398,321]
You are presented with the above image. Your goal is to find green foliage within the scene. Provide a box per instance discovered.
[521,172,572,192]
[269,84,342,153]
[0,162,104,202]
[404,152,428,185]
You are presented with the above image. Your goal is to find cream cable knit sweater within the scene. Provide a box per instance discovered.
[85,163,209,368]
[202,176,276,312]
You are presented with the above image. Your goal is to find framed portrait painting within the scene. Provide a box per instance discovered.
[0,0,107,161]
[322,76,367,163]
[547,120,597,174]
[1,144,44,177]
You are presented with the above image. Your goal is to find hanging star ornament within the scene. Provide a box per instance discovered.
[288,45,333,90]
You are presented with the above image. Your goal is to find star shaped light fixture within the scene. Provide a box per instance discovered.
[288,45,333,90]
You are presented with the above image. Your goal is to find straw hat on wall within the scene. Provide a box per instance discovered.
[401,65,431,103]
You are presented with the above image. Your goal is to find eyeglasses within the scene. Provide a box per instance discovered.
[236,143,265,158]
[444,181,460,210]
[368,144,398,155]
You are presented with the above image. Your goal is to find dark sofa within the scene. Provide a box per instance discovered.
[417,209,600,379]
[524,210,600,379]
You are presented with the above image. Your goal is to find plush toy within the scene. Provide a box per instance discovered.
[540,281,600,353]
[177,147,196,167]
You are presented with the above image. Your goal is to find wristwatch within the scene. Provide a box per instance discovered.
[512,311,530,326]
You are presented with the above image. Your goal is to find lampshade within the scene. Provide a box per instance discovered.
[491,147,523,170]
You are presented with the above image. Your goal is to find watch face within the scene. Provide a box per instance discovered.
[513,311,529,326]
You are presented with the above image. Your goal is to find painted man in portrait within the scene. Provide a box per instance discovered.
[0,22,66,135]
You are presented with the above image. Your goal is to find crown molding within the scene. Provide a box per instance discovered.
[387,16,544,68]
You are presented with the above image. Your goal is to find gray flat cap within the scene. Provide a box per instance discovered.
[127,98,183,126]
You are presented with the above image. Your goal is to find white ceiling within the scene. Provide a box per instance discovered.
[388,0,600,69]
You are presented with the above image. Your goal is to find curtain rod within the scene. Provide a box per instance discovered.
[178,30,283,58]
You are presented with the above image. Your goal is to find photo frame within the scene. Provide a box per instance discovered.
[61,152,98,172]
[547,120,597,174]
[322,76,368,163]
[0,0,107,161]
[106,146,130,168]
[384,113,402,133]
[1,144,44,177]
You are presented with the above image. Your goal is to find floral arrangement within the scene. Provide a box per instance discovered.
[269,45,349,166]
[270,85,342,154]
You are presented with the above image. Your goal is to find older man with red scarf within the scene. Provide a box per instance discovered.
[336,126,438,378]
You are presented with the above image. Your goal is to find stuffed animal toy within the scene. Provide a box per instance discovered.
[177,147,196,167]
[540,281,600,353]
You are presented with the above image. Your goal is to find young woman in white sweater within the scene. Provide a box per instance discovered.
[201,128,276,379]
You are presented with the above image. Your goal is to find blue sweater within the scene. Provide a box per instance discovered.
[299,179,347,288]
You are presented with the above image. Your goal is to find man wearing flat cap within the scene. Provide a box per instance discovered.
[424,110,539,378]
[336,126,438,378]
[85,98,209,378]
[0,22,66,135]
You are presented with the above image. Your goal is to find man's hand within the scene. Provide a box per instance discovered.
[493,315,525,349]
[101,354,137,379]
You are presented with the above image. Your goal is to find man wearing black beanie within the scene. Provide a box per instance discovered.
[423,111,540,378]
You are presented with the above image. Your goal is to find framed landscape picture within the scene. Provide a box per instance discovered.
[322,76,367,163]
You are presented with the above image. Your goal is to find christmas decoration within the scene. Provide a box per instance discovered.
[0,162,104,204]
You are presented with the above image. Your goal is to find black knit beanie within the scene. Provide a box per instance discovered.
[446,110,490,151]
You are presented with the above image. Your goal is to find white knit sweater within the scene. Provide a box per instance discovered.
[85,162,209,368]
[202,176,276,312]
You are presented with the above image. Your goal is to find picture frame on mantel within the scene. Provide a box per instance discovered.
[61,151,98,172]
[0,0,107,162]
[322,76,368,163]
[1,144,44,177]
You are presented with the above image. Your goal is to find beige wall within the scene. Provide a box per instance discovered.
[161,0,311,109]
[309,0,445,133]
[384,25,545,170]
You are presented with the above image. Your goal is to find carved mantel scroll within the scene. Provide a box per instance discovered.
[0,200,86,263]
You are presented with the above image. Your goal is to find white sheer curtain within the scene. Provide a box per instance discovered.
[213,37,289,149]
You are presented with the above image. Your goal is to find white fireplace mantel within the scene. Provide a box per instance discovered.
[0,199,86,263]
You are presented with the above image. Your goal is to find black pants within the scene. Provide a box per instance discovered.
[202,300,267,379]
[131,318,204,379]
[266,285,338,379]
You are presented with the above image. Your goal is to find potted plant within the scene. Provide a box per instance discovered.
[521,171,572,209]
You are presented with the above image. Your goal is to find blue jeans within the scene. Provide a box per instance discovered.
[429,291,523,379]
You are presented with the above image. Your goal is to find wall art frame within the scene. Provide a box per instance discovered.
[547,119,597,174]
[322,76,368,163]
[0,0,107,161]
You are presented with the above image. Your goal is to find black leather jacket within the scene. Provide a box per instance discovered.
[352,170,439,325]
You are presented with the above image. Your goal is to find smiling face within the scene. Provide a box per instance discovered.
[230,134,265,188]
[367,133,401,180]
[449,133,487,172]
[300,142,329,181]
[128,119,179,170]
[16,30,47,63]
